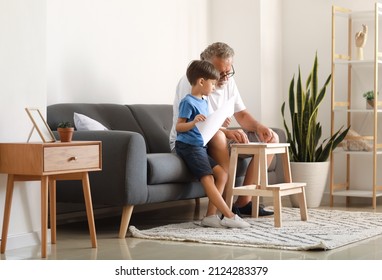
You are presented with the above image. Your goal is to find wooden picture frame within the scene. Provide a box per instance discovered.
[25,108,56,143]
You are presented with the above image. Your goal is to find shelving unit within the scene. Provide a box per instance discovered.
[330,3,382,209]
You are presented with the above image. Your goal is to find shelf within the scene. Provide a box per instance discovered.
[333,108,382,113]
[334,59,382,65]
[331,4,382,209]
[351,10,378,20]
[332,190,382,198]
[335,8,382,20]
[333,149,382,155]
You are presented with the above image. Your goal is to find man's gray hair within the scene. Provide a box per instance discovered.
[200,42,235,61]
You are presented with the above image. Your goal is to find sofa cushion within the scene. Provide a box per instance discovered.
[147,153,196,184]
[147,153,252,185]
[128,104,173,153]
[74,112,109,131]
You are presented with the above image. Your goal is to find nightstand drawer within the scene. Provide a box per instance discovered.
[44,145,100,172]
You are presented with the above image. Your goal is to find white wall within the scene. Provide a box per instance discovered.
[260,0,283,127]
[47,0,208,105]
[0,0,46,250]
[209,0,262,125]
[47,0,283,127]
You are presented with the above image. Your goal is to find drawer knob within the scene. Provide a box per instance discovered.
[68,156,78,161]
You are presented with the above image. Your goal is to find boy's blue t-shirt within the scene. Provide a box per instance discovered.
[176,94,208,147]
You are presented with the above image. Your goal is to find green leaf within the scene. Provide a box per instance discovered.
[281,53,350,162]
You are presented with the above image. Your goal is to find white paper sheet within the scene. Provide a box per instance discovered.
[195,97,235,146]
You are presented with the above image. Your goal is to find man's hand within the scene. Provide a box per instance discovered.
[257,124,275,143]
[224,129,249,143]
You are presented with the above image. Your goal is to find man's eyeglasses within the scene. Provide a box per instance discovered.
[219,65,235,80]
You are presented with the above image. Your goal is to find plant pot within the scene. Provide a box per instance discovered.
[289,161,330,208]
[367,99,374,109]
[57,127,74,142]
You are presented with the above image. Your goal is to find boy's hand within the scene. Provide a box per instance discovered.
[193,114,206,123]
[222,117,232,127]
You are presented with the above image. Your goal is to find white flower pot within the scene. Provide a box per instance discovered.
[289,161,330,208]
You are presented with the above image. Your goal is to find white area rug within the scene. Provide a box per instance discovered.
[129,208,382,251]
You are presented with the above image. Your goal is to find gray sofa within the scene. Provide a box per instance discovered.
[47,103,286,238]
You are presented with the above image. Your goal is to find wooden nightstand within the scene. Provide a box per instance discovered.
[0,141,102,258]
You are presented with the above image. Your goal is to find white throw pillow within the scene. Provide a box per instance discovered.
[73,112,108,131]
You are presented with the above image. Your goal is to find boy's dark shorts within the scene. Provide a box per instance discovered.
[175,141,217,180]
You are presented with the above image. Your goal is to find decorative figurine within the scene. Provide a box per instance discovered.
[355,24,368,60]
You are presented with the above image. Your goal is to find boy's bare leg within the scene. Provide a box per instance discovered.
[201,171,234,218]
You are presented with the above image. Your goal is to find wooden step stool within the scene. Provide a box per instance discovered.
[225,143,308,227]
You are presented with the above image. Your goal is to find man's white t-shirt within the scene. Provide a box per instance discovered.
[169,75,246,150]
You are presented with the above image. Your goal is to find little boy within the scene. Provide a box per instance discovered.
[175,60,250,228]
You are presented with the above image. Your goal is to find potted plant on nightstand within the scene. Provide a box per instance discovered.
[281,53,350,208]
[57,121,74,142]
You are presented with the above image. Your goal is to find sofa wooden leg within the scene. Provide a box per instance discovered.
[119,205,134,239]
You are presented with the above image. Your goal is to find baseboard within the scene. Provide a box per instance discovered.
[0,230,50,252]
[56,203,122,225]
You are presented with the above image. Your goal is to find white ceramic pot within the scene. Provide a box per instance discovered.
[289,161,330,208]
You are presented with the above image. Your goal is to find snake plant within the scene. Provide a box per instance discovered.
[281,53,350,162]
